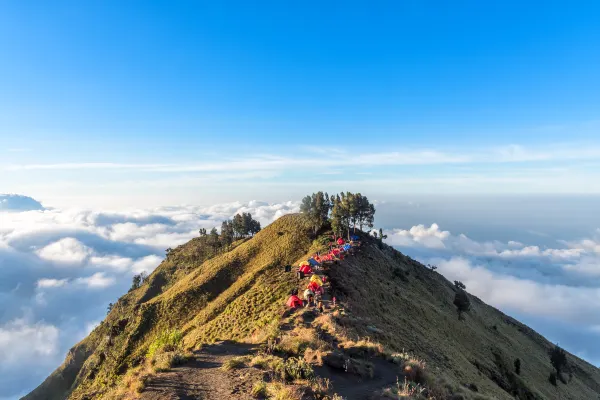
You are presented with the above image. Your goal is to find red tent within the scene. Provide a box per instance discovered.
[337,238,344,245]
[299,264,313,275]
[286,295,303,308]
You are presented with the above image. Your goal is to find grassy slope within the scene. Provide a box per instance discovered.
[23,214,600,400]
[328,237,600,399]
[24,214,315,400]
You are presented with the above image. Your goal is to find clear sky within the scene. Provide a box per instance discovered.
[1,1,600,207]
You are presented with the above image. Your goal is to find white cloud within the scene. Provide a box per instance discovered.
[36,238,92,264]
[4,143,600,173]
[37,278,68,288]
[75,273,115,288]
[0,319,59,365]
[435,257,600,326]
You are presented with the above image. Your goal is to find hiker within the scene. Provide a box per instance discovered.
[286,293,303,309]
[332,296,337,307]
[317,301,324,313]
[290,288,298,296]
[304,288,314,301]
[305,292,315,307]
[308,281,322,295]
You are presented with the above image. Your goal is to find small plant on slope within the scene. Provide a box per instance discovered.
[146,329,183,359]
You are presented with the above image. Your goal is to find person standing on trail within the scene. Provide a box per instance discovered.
[303,288,314,303]
[305,293,314,307]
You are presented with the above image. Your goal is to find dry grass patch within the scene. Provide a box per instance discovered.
[265,382,299,400]
[150,350,190,373]
[277,327,327,356]
[251,380,268,398]
[303,348,325,366]
[221,355,249,371]
[338,339,384,358]
[250,353,286,376]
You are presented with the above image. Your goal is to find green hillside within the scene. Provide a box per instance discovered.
[23,213,600,400]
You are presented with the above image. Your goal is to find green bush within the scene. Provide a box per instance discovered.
[284,357,315,381]
[146,329,184,359]
[251,381,268,398]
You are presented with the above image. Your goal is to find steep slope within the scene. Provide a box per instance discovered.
[24,214,600,400]
[327,240,600,399]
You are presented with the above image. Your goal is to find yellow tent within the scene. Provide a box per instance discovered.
[310,274,323,286]
[299,261,310,267]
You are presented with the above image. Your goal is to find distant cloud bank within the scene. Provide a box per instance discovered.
[0,194,44,211]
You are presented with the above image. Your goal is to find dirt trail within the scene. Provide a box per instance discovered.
[141,341,262,400]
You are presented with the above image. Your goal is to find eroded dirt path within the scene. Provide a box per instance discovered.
[141,341,262,400]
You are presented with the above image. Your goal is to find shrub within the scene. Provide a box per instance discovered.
[266,382,295,400]
[403,358,427,384]
[250,354,285,375]
[251,380,268,398]
[151,351,188,372]
[514,358,521,375]
[221,356,247,371]
[146,329,183,359]
[284,357,315,381]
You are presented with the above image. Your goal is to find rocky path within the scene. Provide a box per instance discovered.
[141,341,262,400]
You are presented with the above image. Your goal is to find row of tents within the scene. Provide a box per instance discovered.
[286,235,361,309]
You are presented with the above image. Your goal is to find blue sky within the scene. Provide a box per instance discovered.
[1,1,600,207]
[2,3,600,397]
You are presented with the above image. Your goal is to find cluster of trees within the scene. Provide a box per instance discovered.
[219,213,261,244]
[300,191,376,238]
[130,271,149,292]
[549,344,571,386]
[198,213,262,248]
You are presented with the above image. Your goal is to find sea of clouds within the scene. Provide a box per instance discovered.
[1,195,600,398]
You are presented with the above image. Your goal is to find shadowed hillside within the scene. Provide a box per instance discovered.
[24,214,600,400]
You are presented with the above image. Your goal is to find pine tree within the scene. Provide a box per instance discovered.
[220,220,234,245]
[300,191,331,235]
[208,227,220,249]
[550,345,568,376]
[232,214,245,238]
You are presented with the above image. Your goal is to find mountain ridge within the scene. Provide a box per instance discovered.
[23,213,600,399]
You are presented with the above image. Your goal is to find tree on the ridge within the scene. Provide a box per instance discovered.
[220,220,234,245]
[377,228,387,249]
[453,287,471,321]
[454,280,466,290]
[208,227,220,250]
[130,272,149,292]
[198,228,207,237]
[300,191,331,235]
[329,192,376,239]
[550,345,568,377]
[357,194,376,231]
[331,194,347,237]
[232,213,245,238]
[249,218,261,236]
